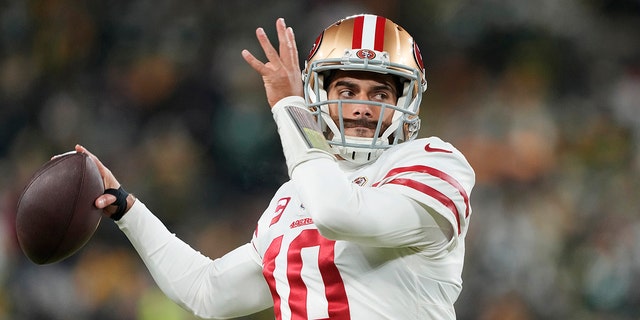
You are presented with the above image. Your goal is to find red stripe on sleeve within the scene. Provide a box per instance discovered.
[352,15,364,49]
[386,178,461,234]
[374,16,386,52]
[373,165,470,217]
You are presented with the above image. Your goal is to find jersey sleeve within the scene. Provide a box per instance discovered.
[291,138,475,253]
[374,138,475,239]
[116,200,272,319]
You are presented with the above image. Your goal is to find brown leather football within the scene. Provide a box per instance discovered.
[16,152,103,264]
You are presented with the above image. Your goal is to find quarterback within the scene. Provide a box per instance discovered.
[82,14,475,319]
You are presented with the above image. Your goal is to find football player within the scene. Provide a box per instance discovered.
[83,14,475,319]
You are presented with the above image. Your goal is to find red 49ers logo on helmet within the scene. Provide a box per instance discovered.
[356,49,376,60]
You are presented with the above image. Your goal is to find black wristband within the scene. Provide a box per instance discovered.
[104,186,130,221]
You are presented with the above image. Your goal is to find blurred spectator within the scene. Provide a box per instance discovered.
[1,0,639,319]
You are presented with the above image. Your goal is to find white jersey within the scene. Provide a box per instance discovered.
[117,137,474,320]
[252,137,474,319]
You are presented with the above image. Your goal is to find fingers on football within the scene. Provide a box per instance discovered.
[74,144,120,191]
[75,145,105,173]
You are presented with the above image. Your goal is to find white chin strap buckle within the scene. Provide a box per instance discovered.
[331,136,386,165]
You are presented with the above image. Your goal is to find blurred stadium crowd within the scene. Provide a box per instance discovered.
[1,0,639,319]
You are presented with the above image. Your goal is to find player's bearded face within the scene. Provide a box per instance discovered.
[326,71,398,139]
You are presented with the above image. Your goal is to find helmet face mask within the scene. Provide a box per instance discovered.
[303,14,427,165]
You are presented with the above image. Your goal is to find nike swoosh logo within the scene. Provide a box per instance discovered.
[424,143,452,153]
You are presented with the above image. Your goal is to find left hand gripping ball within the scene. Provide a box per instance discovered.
[16,152,104,264]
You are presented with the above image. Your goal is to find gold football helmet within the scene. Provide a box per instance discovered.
[303,14,427,165]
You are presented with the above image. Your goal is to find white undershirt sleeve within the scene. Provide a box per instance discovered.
[116,200,272,319]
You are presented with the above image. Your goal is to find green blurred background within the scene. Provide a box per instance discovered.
[1,0,639,319]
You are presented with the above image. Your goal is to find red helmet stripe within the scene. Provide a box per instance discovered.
[373,16,386,51]
[352,15,386,52]
[352,15,364,49]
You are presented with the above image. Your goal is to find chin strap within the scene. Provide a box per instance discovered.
[330,135,385,165]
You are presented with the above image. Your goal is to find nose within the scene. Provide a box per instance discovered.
[346,100,375,119]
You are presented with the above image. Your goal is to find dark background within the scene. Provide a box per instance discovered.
[1,0,639,319]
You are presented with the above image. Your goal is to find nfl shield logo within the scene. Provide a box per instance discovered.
[352,176,368,186]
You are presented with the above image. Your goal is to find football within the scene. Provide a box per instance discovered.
[16,152,104,264]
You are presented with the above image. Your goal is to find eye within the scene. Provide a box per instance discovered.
[372,92,387,100]
[338,89,356,98]
[371,91,393,102]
